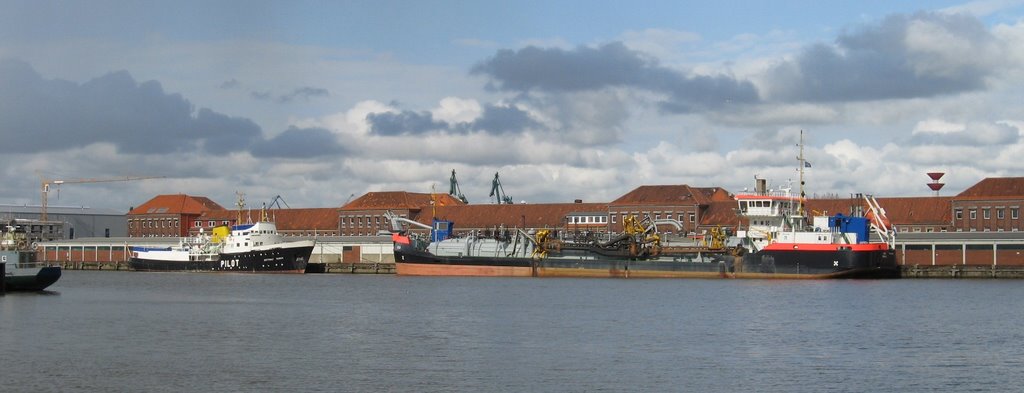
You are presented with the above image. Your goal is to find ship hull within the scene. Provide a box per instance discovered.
[128,258,219,272]
[214,244,313,273]
[393,242,899,279]
[4,266,62,291]
[130,244,314,273]
[3,250,62,291]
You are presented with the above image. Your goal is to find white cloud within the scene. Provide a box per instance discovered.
[941,0,1024,16]
[905,18,1002,79]
[912,119,966,134]
[432,97,482,124]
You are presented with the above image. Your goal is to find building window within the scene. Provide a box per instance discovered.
[611,215,616,224]
[984,209,991,219]
[688,213,695,223]
[970,209,977,220]
[998,209,1005,219]
[1013,208,1020,220]
[955,209,962,220]
[194,221,201,228]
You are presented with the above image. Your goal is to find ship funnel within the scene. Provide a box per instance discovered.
[755,178,767,194]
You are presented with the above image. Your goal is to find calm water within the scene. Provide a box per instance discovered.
[2,271,1023,392]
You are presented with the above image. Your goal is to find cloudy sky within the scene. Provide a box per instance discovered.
[3,0,1024,211]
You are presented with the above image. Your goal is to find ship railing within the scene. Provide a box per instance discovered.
[735,190,801,199]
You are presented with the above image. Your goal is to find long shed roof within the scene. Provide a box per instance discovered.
[128,194,224,215]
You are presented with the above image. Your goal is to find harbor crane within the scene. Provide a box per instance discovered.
[489,172,513,204]
[448,169,468,203]
[38,174,164,221]
[267,195,291,209]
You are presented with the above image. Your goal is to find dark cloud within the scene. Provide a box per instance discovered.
[367,104,541,136]
[366,110,447,135]
[468,104,538,133]
[250,90,273,101]
[220,79,241,89]
[278,87,329,103]
[470,42,759,113]
[248,86,329,103]
[251,127,344,158]
[0,58,262,154]
[767,12,997,102]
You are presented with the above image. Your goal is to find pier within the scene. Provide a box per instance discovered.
[894,232,1024,278]
[30,232,1024,278]
[37,236,397,274]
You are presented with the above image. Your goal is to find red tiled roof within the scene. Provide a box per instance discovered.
[956,177,1024,200]
[129,194,225,215]
[804,197,951,225]
[611,185,731,206]
[414,203,608,229]
[341,192,465,210]
[700,200,740,227]
[197,208,339,231]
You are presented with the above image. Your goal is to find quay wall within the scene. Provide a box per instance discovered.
[34,233,1024,278]
[37,236,395,274]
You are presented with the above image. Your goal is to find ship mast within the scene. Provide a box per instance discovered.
[235,192,246,225]
[798,130,806,216]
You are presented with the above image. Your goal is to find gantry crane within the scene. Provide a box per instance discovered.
[39,174,164,221]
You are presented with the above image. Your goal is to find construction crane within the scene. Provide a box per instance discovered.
[39,174,164,221]
[489,172,513,204]
[448,169,468,203]
[267,195,291,209]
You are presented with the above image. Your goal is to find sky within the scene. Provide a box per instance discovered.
[3,0,1024,211]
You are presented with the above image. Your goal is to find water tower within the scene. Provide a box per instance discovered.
[927,172,945,196]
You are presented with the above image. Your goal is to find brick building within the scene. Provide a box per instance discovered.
[192,208,340,236]
[951,177,1024,232]
[416,202,609,240]
[127,194,225,237]
[805,196,953,233]
[339,192,465,236]
[607,185,733,235]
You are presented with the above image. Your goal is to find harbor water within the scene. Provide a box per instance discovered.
[2,271,1023,392]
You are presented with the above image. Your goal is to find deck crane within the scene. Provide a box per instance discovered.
[39,175,164,221]
[448,169,468,203]
[489,172,513,204]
